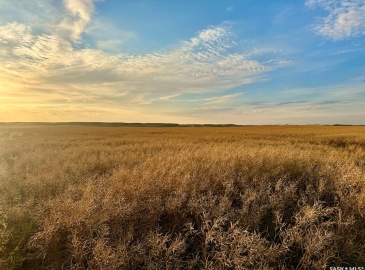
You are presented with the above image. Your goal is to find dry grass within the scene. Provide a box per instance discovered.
[1,125,365,269]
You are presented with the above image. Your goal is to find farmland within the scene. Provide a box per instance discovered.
[1,125,365,269]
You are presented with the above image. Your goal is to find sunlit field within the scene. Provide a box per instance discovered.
[1,125,365,269]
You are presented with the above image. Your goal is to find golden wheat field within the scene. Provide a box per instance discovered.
[1,125,365,269]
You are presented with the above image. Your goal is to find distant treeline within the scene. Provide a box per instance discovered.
[0,122,242,127]
[0,122,363,127]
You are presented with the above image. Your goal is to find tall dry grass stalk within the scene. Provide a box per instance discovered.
[0,125,365,269]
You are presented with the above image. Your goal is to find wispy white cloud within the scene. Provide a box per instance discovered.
[226,6,234,13]
[159,94,181,101]
[96,39,124,52]
[0,1,63,32]
[59,0,96,41]
[198,25,231,43]
[204,93,243,105]
[306,0,365,40]
[0,22,33,45]
[87,18,137,52]
[0,22,285,108]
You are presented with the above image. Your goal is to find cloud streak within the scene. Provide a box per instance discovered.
[204,93,243,105]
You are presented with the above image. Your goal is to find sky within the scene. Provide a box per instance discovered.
[0,0,364,124]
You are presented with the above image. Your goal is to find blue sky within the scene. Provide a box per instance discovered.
[0,0,364,124]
